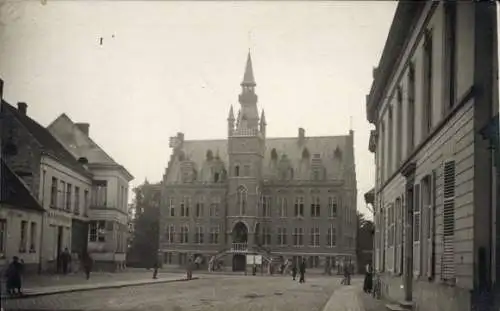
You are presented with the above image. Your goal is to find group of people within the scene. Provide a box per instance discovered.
[2,250,95,297]
[290,259,307,283]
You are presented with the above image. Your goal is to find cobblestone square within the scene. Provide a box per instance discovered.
[2,275,385,311]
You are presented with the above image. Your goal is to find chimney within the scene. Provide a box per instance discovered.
[17,102,27,115]
[0,78,4,100]
[298,127,305,144]
[76,123,90,135]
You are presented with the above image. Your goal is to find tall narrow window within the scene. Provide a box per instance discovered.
[211,196,220,217]
[29,222,37,252]
[380,122,386,182]
[196,197,204,218]
[91,180,107,207]
[328,196,338,217]
[194,226,204,244]
[180,197,190,217]
[294,196,304,217]
[210,226,220,244]
[407,63,415,154]
[50,177,58,208]
[387,107,394,174]
[423,30,433,135]
[234,165,240,177]
[327,225,336,247]
[310,196,320,217]
[445,1,457,109]
[19,221,28,252]
[309,227,320,247]
[442,161,456,282]
[180,225,189,243]
[83,190,89,215]
[169,198,175,217]
[0,219,6,257]
[277,228,287,246]
[263,226,272,245]
[165,225,175,243]
[262,196,271,217]
[278,197,287,217]
[66,183,72,212]
[59,181,66,209]
[396,87,403,166]
[237,187,247,215]
[74,187,80,215]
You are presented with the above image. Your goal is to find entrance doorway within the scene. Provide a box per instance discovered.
[233,254,246,271]
[231,222,248,272]
[56,226,63,272]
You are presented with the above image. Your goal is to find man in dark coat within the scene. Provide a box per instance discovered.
[61,248,71,274]
[299,259,306,283]
[5,256,23,296]
[81,252,93,280]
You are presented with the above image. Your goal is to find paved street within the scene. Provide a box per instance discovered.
[3,275,385,311]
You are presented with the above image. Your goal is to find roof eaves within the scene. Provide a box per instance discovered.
[366,2,426,124]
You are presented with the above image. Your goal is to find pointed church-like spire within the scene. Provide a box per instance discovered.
[241,51,256,87]
[260,109,266,125]
[228,105,235,120]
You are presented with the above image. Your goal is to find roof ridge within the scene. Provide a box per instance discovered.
[2,102,92,178]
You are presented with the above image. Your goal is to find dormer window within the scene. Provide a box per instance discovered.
[302,148,310,159]
[313,169,320,181]
[271,148,278,160]
[206,150,214,161]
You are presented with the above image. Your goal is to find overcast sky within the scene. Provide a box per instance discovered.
[0,0,397,218]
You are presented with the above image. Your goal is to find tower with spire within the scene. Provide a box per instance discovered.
[227,52,266,244]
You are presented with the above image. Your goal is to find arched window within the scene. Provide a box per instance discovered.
[235,165,240,177]
[237,186,247,215]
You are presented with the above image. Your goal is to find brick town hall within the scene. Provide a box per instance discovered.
[160,53,358,272]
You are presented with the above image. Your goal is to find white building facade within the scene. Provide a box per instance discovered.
[366,2,498,311]
[48,115,133,271]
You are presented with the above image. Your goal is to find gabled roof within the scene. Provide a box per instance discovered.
[165,134,353,184]
[1,101,92,178]
[0,158,44,212]
[47,113,134,181]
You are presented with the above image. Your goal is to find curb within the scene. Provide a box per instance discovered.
[1,277,200,300]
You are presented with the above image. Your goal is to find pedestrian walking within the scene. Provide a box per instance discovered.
[81,252,93,280]
[61,248,71,275]
[363,263,373,293]
[291,264,297,281]
[299,259,306,283]
[186,258,193,280]
[152,257,159,279]
[4,256,23,296]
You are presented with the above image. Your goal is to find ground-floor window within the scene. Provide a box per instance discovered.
[0,219,6,258]
[308,256,319,268]
[163,252,173,264]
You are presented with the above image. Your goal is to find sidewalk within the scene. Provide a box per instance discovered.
[0,271,199,300]
[322,280,387,311]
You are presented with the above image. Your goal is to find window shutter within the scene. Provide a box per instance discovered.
[427,171,437,279]
[441,161,456,282]
[413,184,421,276]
